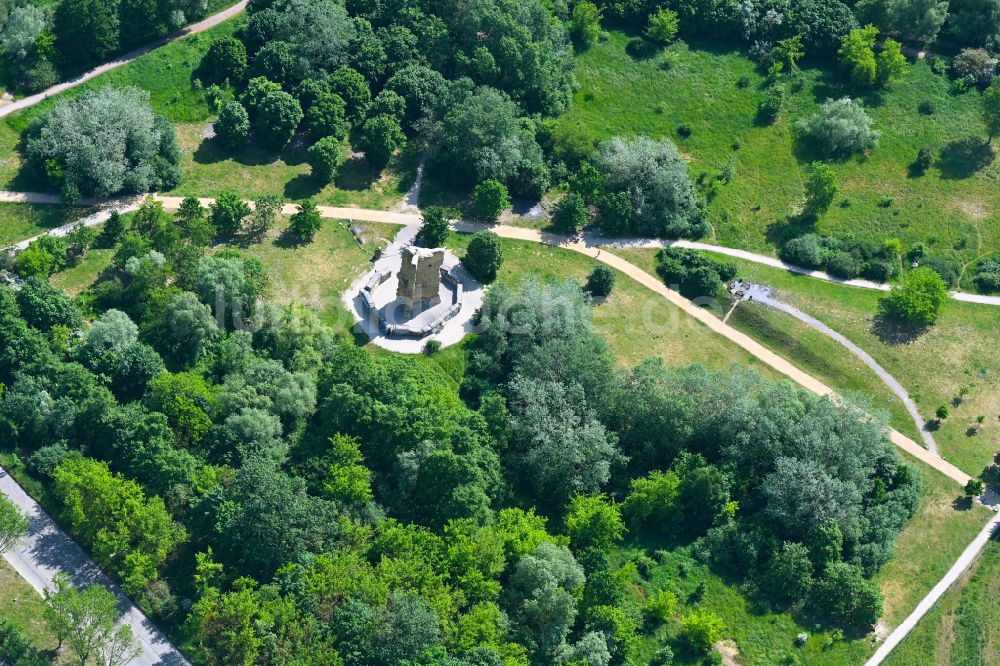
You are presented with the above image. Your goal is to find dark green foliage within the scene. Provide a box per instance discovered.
[54,0,119,65]
[215,101,251,151]
[417,206,450,247]
[585,265,616,297]
[551,192,589,233]
[973,258,1000,292]
[780,233,900,281]
[472,180,511,221]
[250,40,299,88]
[306,136,343,183]
[0,617,51,666]
[210,191,251,235]
[16,277,82,332]
[306,92,350,140]
[654,247,735,298]
[462,231,504,283]
[201,37,248,85]
[809,562,883,631]
[254,90,303,151]
[289,200,322,241]
[358,113,405,167]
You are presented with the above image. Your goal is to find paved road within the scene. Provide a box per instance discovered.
[865,510,1000,665]
[0,467,189,666]
[0,1,247,119]
[741,283,940,454]
[4,190,998,306]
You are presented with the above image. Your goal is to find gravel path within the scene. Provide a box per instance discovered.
[0,1,247,119]
[0,467,189,666]
[740,283,940,454]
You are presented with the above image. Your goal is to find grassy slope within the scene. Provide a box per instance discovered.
[885,535,1000,666]
[616,247,1000,476]
[558,32,1000,265]
[0,559,58,653]
[0,202,96,247]
[0,14,416,209]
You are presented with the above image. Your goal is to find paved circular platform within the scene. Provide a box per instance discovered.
[343,225,485,353]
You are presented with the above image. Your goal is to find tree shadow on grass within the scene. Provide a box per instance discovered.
[764,213,816,249]
[870,312,929,345]
[334,156,382,192]
[284,173,323,200]
[936,137,995,179]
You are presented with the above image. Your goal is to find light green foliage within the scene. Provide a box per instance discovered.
[839,25,878,87]
[43,574,140,666]
[210,191,251,235]
[622,470,681,527]
[0,496,28,553]
[880,266,948,326]
[681,608,725,653]
[418,206,451,247]
[323,434,373,505]
[645,8,679,44]
[570,1,602,46]
[876,38,907,86]
[51,457,186,596]
[803,161,838,215]
[565,494,625,551]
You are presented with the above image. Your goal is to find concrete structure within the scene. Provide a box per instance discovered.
[396,247,445,315]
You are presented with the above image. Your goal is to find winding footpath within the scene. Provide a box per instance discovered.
[4,190,1000,306]
[0,467,190,666]
[0,0,248,119]
[740,284,940,454]
[1,193,993,666]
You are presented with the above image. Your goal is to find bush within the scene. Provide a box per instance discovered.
[656,247,735,298]
[914,145,933,172]
[758,87,784,122]
[808,562,882,631]
[215,101,251,151]
[463,231,504,283]
[826,251,861,279]
[306,136,343,183]
[645,8,679,44]
[677,123,693,137]
[585,266,616,297]
[952,48,997,86]
[418,207,450,247]
[680,609,724,653]
[472,180,511,221]
[973,259,1000,292]
[919,255,962,287]
[551,192,589,233]
[879,266,949,327]
[26,87,181,201]
[918,100,936,115]
[289,200,322,242]
[796,97,879,156]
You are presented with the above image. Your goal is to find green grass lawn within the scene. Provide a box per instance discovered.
[885,533,1000,665]
[615,247,1000,476]
[0,202,96,247]
[559,32,1000,266]
[0,559,58,656]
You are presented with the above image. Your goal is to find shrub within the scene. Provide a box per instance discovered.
[645,8,679,44]
[826,251,861,279]
[472,180,511,221]
[289,200,322,242]
[210,191,251,235]
[973,259,1000,292]
[306,136,343,183]
[585,265,616,297]
[917,100,936,115]
[758,86,784,122]
[551,192,589,233]
[914,145,933,172]
[809,562,882,631]
[796,97,879,156]
[680,609,724,653]
[677,123,693,137]
[215,101,251,151]
[803,162,837,215]
[463,231,504,283]
[423,339,442,355]
[919,255,962,287]
[952,48,997,86]
[656,247,735,298]
[418,207,450,247]
[26,87,180,201]
[879,266,949,327]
